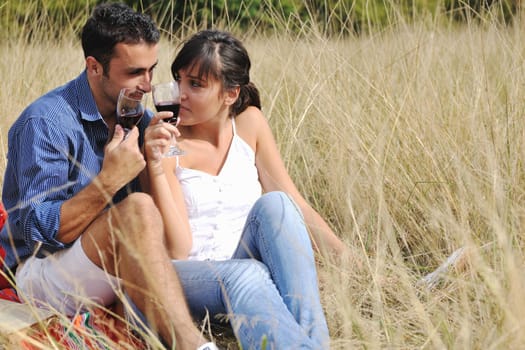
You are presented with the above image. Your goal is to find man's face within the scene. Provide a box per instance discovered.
[94,42,158,117]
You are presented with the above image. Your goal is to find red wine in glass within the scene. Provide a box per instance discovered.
[152,81,185,156]
[118,110,144,130]
[116,88,146,136]
[155,102,180,124]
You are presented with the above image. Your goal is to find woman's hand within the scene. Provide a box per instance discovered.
[144,112,179,175]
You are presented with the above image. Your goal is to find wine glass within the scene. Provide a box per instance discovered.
[116,88,146,137]
[152,81,185,156]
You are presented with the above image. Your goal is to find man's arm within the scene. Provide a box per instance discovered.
[13,116,145,247]
[57,125,146,243]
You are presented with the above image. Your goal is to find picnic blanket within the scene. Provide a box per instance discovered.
[0,204,146,349]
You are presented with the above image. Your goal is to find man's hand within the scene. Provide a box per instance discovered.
[98,125,146,195]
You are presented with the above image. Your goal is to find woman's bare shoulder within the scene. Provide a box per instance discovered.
[235,106,268,149]
[236,106,265,120]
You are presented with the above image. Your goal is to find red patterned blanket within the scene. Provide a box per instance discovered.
[0,204,146,349]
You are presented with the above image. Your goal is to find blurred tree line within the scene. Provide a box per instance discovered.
[0,0,521,40]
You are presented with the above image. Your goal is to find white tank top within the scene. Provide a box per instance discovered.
[175,118,262,260]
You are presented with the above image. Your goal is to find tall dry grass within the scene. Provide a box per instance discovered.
[252,20,525,348]
[2,4,525,349]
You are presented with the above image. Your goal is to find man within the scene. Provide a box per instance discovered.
[0,3,215,349]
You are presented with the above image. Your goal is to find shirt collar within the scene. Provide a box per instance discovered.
[75,70,104,123]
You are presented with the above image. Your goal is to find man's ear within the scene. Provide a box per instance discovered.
[224,86,240,106]
[86,56,102,76]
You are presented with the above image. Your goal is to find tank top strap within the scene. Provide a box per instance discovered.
[231,117,237,135]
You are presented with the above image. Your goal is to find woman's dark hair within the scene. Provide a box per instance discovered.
[81,3,160,74]
[171,30,261,116]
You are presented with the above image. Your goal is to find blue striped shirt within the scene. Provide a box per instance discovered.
[0,71,152,269]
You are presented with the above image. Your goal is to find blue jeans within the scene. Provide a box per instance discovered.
[130,192,329,349]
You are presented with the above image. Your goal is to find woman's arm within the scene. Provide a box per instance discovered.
[237,107,348,258]
[143,115,192,259]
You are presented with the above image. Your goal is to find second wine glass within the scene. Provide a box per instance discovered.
[152,81,185,156]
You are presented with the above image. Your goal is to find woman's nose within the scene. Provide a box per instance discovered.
[178,84,187,100]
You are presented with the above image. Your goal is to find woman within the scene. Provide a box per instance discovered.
[143,29,342,349]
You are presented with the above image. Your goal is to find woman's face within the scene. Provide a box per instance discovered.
[176,65,230,126]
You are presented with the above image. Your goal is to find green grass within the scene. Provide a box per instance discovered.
[3,3,525,349]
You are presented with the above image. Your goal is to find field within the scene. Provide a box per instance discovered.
[2,8,525,349]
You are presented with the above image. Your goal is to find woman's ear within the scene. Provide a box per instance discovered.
[224,86,240,106]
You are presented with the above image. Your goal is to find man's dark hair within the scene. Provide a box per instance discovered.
[81,3,160,73]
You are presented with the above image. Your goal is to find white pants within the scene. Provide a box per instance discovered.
[16,239,119,315]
